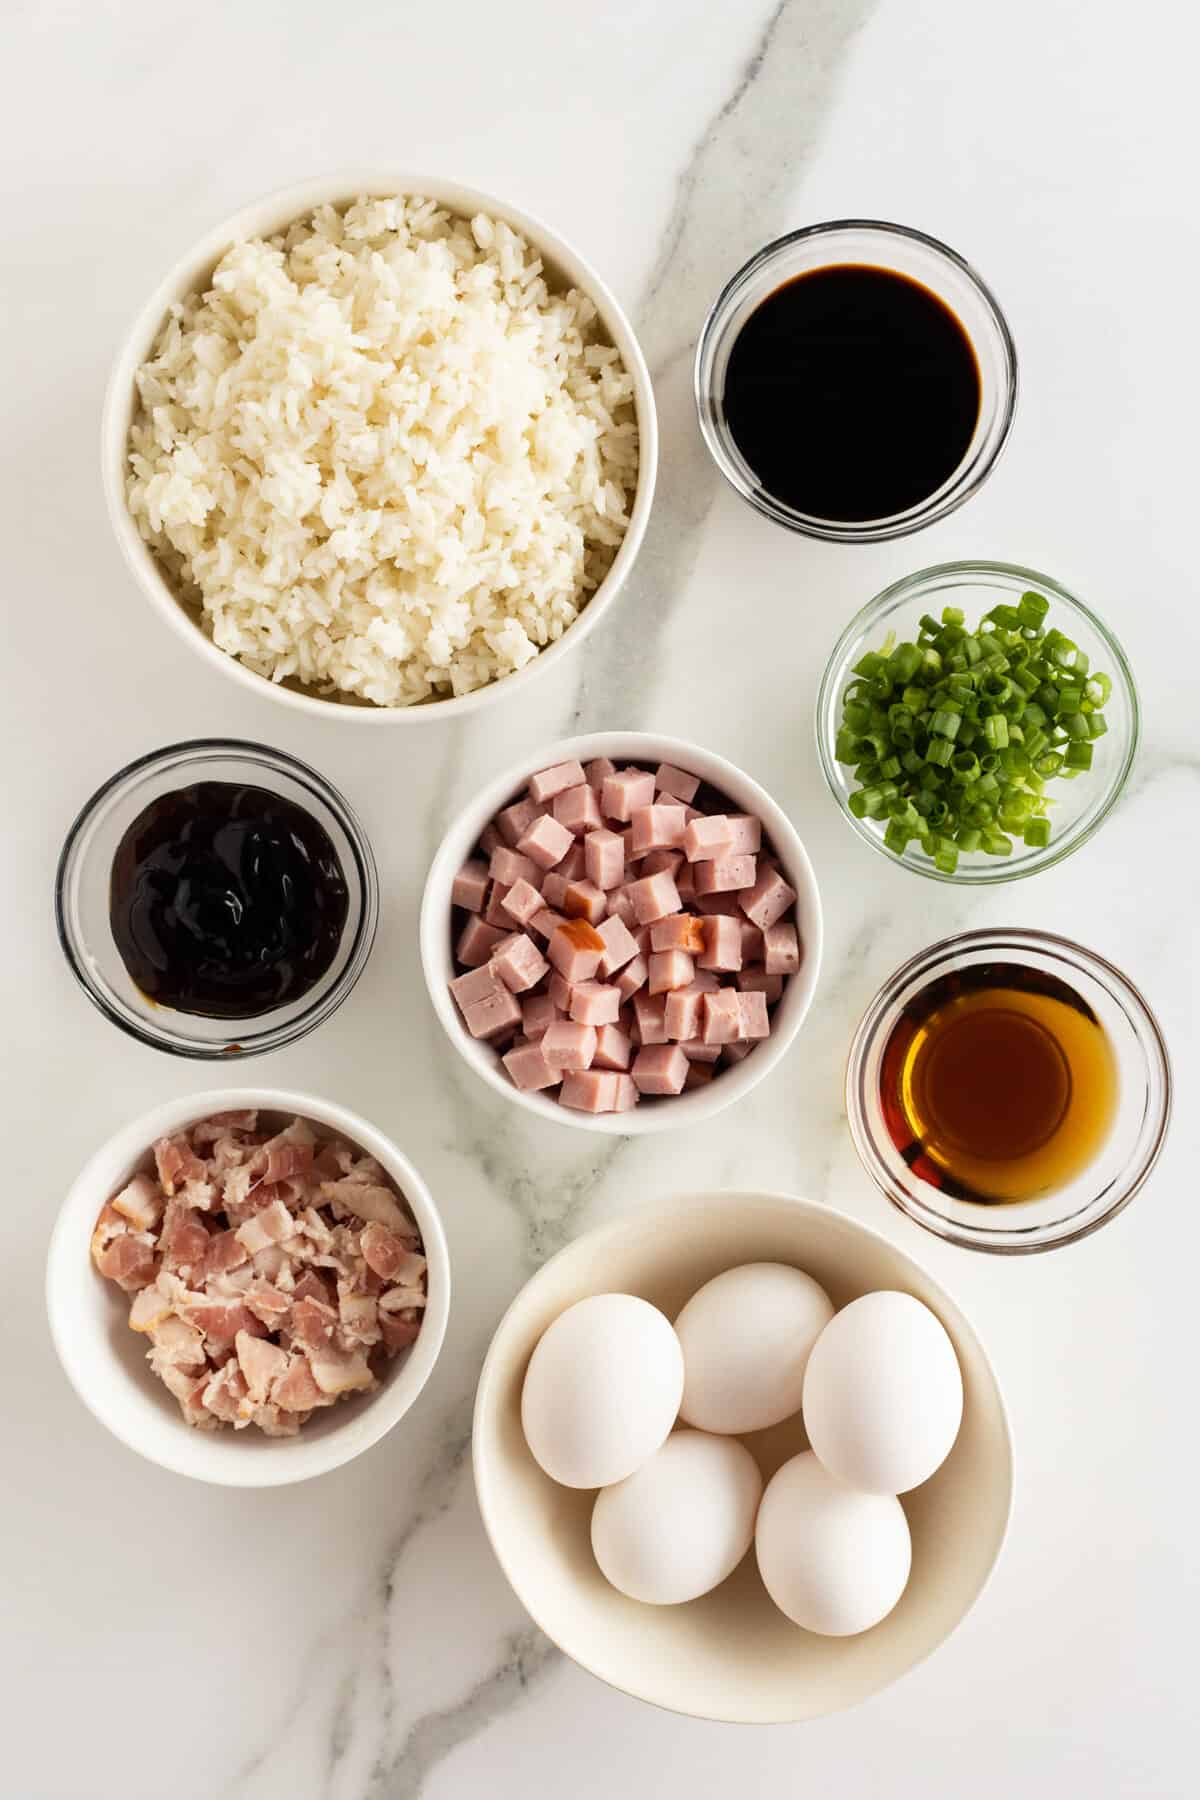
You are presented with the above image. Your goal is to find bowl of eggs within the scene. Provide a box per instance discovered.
[472,1191,1012,1722]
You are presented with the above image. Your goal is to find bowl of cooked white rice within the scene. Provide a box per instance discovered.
[102,173,657,718]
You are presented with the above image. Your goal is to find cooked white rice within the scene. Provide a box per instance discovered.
[126,196,639,707]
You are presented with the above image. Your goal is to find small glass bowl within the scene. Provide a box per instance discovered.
[55,740,379,1058]
[845,927,1171,1254]
[816,561,1139,884]
[694,219,1017,541]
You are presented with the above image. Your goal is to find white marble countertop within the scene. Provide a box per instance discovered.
[6,0,1197,1793]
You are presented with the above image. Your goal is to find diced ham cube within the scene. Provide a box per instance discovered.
[685,1060,716,1091]
[625,870,682,925]
[502,878,544,928]
[650,913,705,954]
[740,865,799,931]
[586,757,616,789]
[679,1038,722,1062]
[585,828,626,891]
[614,954,648,1001]
[698,915,743,972]
[503,1044,562,1091]
[570,982,622,1027]
[633,991,669,1044]
[480,822,504,857]
[542,1021,598,1071]
[675,861,697,903]
[558,841,586,880]
[593,1023,633,1071]
[451,859,489,912]
[701,988,742,1045]
[664,985,704,1042]
[740,920,765,963]
[723,1038,755,1063]
[607,885,638,929]
[521,993,558,1040]
[654,762,700,804]
[695,853,757,895]
[490,845,539,888]
[559,1069,621,1113]
[763,921,801,975]
[529,760,587,804]
[632,1044,689,1096]
[725,815,763,855]
[528,907,565,940]
[497,796,539,847]
[456,917,505,968]
[648,950,695,994]
[601,768,656,821]
[596,913,638,976]
[630,805,687,856]
[548,972,575,1013]
[547,918,605,982]
[554,784,603,836]
[517,813,574,871]
[639,848,683,879]
[612,1073,640,1112]
[737,990,771,1040]
[738,966,784,1002]
[463,985,523,1040]
[542,871,570,909]
[563,879,607,925]
[491,933,550,994]
[484,882,513,928]
[683,815,734,862]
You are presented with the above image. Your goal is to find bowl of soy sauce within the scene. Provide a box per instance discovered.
[695,220,1017,542]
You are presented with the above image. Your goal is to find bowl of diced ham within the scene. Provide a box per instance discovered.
[421,735,822,1131]
[46,1089,450,1486]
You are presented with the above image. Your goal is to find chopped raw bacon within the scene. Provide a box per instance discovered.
[111,1174,163,1234]
[272,1353,326,1413]
[160,1201,210,1275]
[95,1233,157,1293]
[380,1311,422,1354]
[235,1331,289,1404]
[318,1179,410,1235]
[153,1135,208,1196]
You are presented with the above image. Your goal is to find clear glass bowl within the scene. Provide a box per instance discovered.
[55,740,378,1058]
[845,928,1171,1253]
[816,561,1139,884]
[694,220,1017,541]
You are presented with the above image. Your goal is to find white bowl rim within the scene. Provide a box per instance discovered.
[419,732,824,1134]
[471,1187,1014,1723]
[100,168,659,723]
[46,1086,451,1487]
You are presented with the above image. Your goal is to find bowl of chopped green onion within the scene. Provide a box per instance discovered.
[816,562,1139,882]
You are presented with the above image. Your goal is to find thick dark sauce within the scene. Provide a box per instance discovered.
[722,264,981,522]
[110,782,349,1019]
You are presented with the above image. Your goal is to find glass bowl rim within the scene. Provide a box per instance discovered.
[693,218,1019,543]
[844,925,1172,1254]
[815,559,1141,885]
[54,736,380,1059]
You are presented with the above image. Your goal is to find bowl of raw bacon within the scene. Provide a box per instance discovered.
[46,1089,450,1486]
[420,734,823,1132]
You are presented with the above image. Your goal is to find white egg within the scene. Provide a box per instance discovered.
[755,1451,912,1636]
[521,1293,684,1489]
[803,1290,964,1496]
[674,1262,834,1435]
[591,1429,763,1605]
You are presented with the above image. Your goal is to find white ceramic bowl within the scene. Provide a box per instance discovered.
[420,733,823,1134]
[46,1088,450,1486]
[473,1191,1012,1723]
[101,171,658,722]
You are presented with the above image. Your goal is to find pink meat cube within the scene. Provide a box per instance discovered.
[480,822,504,857]
[593,1023,633,1071]
[485,883,515,928]
[554,784,603,836]
[612,1073,640,1112]
[763,921,801,975]
[559,1069,620,1113]
[601,768,656,821]
[586,757,616,790]
[528,760,587,804]
[451,859,489,913]
[633,991,669,1045]
[521,993,558,1040]
[632,1044,689,1096]
[664,984,704,1042]
[456,917,506,967]
[723,1039,754,1063]
[462,985,522,1040]
[585,828,626,891]
[502,878,544,928]
[695,853,757,895]
[640,848,683,880]
[701,988,742,1045]
[654,762,700,805]
[725,815,763,855]
[528,907,565,940]
[648,950,695,995]
[502,1044,561,1091]
[696,890,742,916]
[558,841,586,880]
[740,865,798,931]
[685,1060,716,1091]
[698,915,743,972]
[679,1038,722,1063]
[626,870,682,925]
[542,872,570,910]
[517,813,575,871]
[491,933,550,994]
[547,919,606,983]
[740,920,764,963]
[736,990,771,1040]
[570,982,622,1027]
[596,913,639,976]
[497,797,539,847]
[614,954,648,1001]
[630,805,687,856]
[683,815,734,862]
[650,913,706,954]
[738,966,784,1003]
[607,886,638,929]
[542,1020,598,1071]
[449,964,501,1011]
[548,972,575,1013]
[489,845,539,889]
[675,861,697,903]
[563,880,607,926]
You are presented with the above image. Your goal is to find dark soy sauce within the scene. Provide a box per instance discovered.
[110,782,349,1019]
[722,264,981,523]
